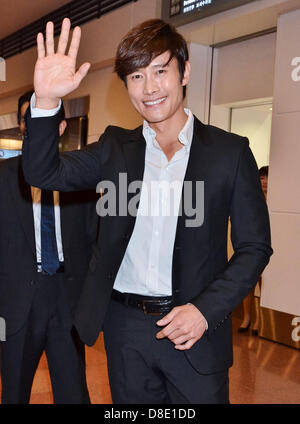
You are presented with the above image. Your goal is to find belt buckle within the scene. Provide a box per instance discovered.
[141,299,165,316]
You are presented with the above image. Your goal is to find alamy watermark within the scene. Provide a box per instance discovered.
[0,316,6,341]
[291,57,300,82]
[291,317,300,342]
[96,174,204,228]
[0,57,5,81]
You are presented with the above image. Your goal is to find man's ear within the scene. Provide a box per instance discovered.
[59,119,67,136]
[182,61,191,87]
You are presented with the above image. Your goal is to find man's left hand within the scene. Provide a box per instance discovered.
[156,304,207,350]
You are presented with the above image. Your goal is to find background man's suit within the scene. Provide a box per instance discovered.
[22,111,273,401]
[0,155,98,403]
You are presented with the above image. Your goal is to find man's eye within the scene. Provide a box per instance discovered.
[157,69,166,74]
[132,74,142,80]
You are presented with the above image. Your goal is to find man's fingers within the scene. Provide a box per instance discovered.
[156,308,177,327]
[175,338,197,351]
[73,62,91,87]
[168,328,186,340]
[57,18,71,55]
[37,33,45,59]
[45,21,55,55]
[171,335,190,345]
[68,26,81,60]
[156,321,178,339]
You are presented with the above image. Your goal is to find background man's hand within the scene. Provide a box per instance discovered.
[156,304,207,350]
[34,18,90,109]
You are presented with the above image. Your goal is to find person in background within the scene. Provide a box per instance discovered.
[0,90,98,404]
[238,166,269,335]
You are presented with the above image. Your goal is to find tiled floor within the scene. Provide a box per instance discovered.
[1,318,299,404]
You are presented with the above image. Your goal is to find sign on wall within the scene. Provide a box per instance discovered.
[162,0,257,26]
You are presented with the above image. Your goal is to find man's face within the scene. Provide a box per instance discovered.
[260,175,268,197]
[19,101,30,137]
[126,51,190,126]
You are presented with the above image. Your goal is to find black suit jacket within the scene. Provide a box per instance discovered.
[0,156,99,337]
[22,111,273,374]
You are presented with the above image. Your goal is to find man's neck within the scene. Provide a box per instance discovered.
[148,107,189,161]
[149,106,188,147]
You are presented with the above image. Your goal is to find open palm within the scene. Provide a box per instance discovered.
[34,18,90,106]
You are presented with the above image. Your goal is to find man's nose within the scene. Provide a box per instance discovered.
[143,76,159,95]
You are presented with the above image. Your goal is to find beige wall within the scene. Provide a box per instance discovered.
[212,33,276,106]
[186,42,212,124]
[206,33,276,131]
[261,9,300,317]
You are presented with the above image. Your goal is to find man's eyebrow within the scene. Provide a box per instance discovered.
[151,61,170,68]
[131,61,170,73]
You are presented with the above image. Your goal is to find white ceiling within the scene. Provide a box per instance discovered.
[0,0,70,39]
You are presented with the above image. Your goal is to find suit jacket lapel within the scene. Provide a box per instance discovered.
[176,116,212,233]
[9,159,36,256]
[184,116,211,181]
[122,126,146,186]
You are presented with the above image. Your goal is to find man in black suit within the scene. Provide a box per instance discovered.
[22,19,273,403]
[0,91,98,404]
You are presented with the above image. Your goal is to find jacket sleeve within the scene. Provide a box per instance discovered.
[22,107,107,192]
[190,140,273,335]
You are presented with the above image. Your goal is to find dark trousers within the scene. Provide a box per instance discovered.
[0,273,90,404]
[103,299,229,404]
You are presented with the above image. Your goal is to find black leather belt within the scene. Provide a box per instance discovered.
[111,289,173,315]
[37,262,65,275]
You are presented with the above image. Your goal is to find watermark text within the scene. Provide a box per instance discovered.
[96,173,204,228]
[0,57,5,81]
[0,316,6,341]
[291,57,300,82]
[291,317,300,342]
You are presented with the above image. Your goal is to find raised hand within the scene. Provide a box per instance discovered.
[34,18,90,109]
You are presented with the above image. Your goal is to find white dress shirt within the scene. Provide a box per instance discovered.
[113,109,194,296]
[31,183,64,264]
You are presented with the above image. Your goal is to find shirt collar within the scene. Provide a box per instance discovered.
[142,109,194,150]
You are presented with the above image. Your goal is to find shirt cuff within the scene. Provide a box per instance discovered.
[30,93,62,118]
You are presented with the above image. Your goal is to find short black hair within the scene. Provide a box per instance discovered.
[259,166,269,177]
[17,90,34,125]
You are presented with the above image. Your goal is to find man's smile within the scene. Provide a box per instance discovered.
[143,96,167,107]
